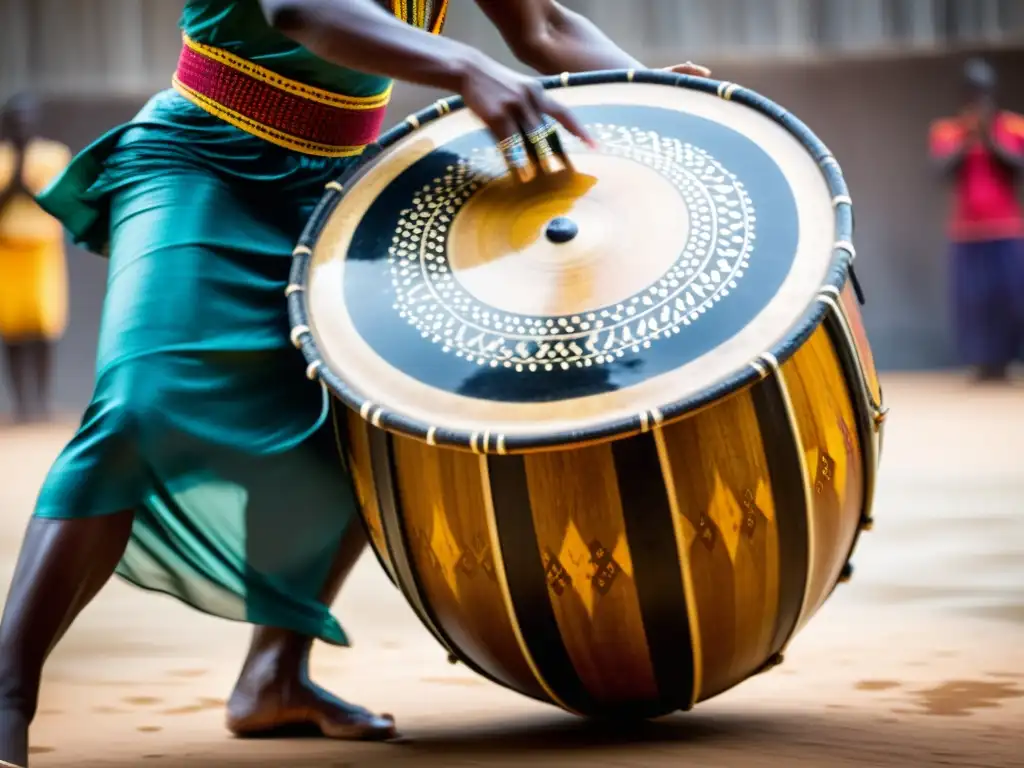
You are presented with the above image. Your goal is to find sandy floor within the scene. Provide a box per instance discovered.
[1,373,1022,767]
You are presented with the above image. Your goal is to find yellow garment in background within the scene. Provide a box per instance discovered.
[0,139,71,341]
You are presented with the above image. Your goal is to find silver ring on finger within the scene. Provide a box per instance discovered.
[498,133,531,179]
[527,118,565,174]
[526,120,556,158]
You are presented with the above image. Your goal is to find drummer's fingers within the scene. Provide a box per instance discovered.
[484,111,519,148]
[490,115,532,183]
[514,100,559,176]
[531,89,596,149]
[668,61,712,77]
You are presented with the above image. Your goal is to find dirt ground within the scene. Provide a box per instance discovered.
[1,373,1021,767]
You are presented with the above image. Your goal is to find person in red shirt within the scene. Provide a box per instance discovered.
[930,58,1024,382]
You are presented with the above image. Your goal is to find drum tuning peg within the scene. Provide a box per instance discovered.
[873,406,890,429]
[860,516,875,532]
[447,653,460,665]
[839,563,854,583]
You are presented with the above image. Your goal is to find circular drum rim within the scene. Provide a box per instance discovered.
[288,69,856,454]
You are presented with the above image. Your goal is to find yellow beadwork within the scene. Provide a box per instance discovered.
[393,0,448,33]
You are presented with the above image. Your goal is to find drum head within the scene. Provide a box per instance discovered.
[294,72,853,452]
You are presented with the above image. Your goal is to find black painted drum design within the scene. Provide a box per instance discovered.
[288,70,887,718]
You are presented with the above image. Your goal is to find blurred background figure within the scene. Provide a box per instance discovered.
[929,59,1024,383]
[0,93,71,423]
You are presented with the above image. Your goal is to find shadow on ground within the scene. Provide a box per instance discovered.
[62,708,1022,768]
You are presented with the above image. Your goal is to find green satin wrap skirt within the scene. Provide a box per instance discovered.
[35,90,362,645]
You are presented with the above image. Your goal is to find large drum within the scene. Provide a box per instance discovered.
[288,70,886,718]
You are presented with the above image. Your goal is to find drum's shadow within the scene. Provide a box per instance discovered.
[392,711,734,754]
[58,707,1004,767]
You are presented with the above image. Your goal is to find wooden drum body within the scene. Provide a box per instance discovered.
[289,71,887,718]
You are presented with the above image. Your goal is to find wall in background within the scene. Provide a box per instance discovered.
[3,0,1024,95]
[2,39,1024,414]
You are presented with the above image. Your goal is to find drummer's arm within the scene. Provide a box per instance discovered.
[475,0,643,72]
[261,0,494,91]
[261,0,596,144]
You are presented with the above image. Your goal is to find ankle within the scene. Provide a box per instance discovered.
[234,628,314,693]
[0,700,32,766]
[0,674,38,722]
[246,626,313,662]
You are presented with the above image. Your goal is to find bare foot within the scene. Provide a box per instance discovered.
[226,677,397,740]
[226,630,396,741]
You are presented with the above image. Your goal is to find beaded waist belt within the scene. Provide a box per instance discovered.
[172,34,392,157]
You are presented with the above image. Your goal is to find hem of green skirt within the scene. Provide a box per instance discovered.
[31,505,349,648]
[115,571,350,647]
[34,503,130,520]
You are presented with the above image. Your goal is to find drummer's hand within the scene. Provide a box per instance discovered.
[665,62,712,77]
[458,55,595,181]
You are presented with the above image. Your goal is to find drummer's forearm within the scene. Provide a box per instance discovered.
[519,10,644,73]
[261,0,489,93]
[478,0,643,73]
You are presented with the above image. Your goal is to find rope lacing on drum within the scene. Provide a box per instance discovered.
[834,190,863,305]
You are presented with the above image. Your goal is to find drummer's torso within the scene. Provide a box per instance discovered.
[180,0,400,97]
[180,0,449,92]
[104,0,449,198]
[141,0,447,164]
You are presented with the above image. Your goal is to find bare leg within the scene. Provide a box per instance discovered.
[0,513,135,766]
[226,522,397,740]
[2,343,30,424]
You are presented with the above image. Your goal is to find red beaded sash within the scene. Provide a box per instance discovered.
[172,34,393,157]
